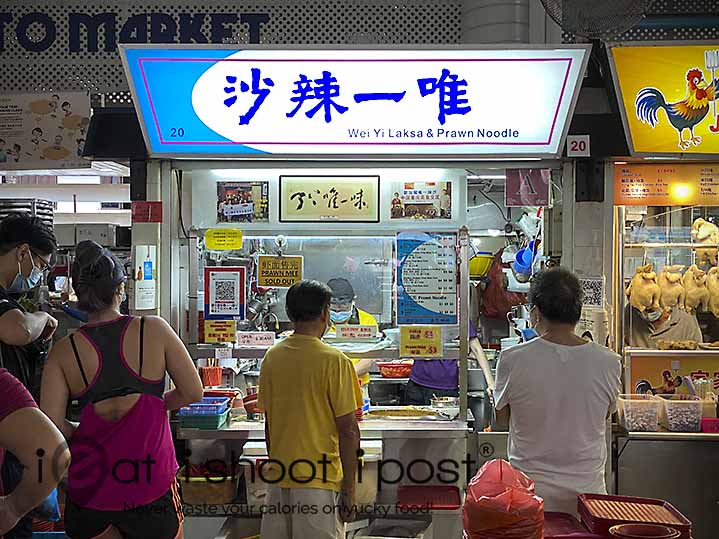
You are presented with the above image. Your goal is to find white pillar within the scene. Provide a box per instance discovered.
[461,0,530,44]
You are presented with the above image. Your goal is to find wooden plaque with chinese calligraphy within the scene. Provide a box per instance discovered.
[279,175,380,223]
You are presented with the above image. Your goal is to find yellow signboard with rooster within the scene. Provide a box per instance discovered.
[610,43,719,155]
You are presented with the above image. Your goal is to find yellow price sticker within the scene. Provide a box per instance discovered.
[399,325,443,358]
[203,320,237,343]
[205,229,243,251]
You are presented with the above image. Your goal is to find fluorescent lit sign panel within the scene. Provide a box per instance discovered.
[120,46,589,158]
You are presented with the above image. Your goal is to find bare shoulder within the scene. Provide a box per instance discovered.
[141,315,174,333]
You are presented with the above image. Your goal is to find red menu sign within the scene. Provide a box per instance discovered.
[132,201,163,223]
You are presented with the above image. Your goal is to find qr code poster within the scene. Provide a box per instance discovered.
[204,267,246,320]
[580,278,603,307]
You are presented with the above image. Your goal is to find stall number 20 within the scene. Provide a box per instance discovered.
[567,135,590,157]
[170,128,185,138]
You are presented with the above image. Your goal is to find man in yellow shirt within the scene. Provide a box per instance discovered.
[258,280,363,539]
[327,278,376,385]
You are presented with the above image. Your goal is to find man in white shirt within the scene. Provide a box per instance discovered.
[494,267,621,515]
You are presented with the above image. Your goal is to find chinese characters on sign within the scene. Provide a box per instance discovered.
[123,47,588,156]
[280,176,380,222]
[390,181,452,220]
[337,325,378,342]
[204,320,237,344]
[222,67,469,126]
[257,255,303,288]
[236,331,276,347]
[614,163,719,206]
[397,232,458,325]
[204,267,246,320]
[399,325,444,358]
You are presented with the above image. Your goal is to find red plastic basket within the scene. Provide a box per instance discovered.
[377,362,413,378]
[578,494,691,539]
[397,485,461,511]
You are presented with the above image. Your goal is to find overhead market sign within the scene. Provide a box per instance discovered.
[120,45,589,158]
[609,42,719,157]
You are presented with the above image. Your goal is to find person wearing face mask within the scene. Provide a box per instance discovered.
[0,214,58,539]
[327,278,377,385]
[258,280,363,538]
[623,303,702,349]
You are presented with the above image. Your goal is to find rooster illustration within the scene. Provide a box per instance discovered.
[636,68,719,150]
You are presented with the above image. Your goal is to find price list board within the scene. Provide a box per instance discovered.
[396,232,458,325]
[614,164,719,206]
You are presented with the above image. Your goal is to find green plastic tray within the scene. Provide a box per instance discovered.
[179,409,229,429]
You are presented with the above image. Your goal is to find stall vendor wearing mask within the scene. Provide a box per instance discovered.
[624,304,702,349]
[327,278,377,385]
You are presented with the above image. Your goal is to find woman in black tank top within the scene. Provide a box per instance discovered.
[39,241,203,539]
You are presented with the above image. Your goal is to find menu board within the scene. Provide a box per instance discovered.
[615,163,719,206]
[396,232,457,325]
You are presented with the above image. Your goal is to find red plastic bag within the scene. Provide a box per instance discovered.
[481,250,527,319]
[462,459,544,539]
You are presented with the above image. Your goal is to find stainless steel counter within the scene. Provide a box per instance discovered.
[178,418,470,441]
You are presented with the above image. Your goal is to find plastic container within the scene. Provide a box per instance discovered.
[617,394,661,432]
[177,465,238,504]
[356,440,382,505]
[514,247,534,275]
[701,417,719,432]
[500,337,521,351]
[178,397,230,416]
[578,494,691,539]
[657,394,702,432]
[469,252,494,278]
[609,523,680,539]
[179,409,229,429]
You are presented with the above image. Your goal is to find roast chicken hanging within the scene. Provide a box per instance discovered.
[683,264,710,314]
[657,265,686,312]
[626,264,661,314]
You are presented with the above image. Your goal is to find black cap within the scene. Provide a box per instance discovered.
[327,278,355,302]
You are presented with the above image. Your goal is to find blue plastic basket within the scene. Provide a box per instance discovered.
[178,397,230,416]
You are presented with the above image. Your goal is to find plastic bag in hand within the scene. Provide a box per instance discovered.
[462,459,544,539]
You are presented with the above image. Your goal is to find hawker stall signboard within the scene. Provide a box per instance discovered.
[280,176,379,223]
[119,46,589,158]
[0,92,90,170]
[396,232,457,325]
[609,42,719,156]
[204,266,246,320]
[614,163,719,206]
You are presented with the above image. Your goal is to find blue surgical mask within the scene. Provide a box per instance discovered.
[330,309,353,323]
[7,253,43,294]
[644,309,663,323]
